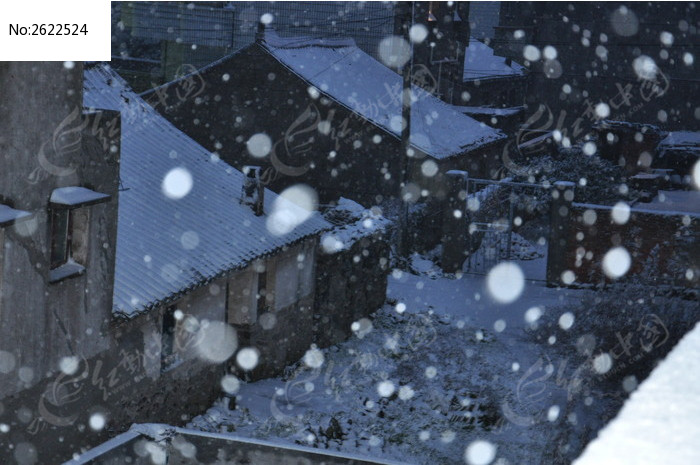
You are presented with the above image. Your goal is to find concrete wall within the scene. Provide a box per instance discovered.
[314,232,390,348]
[229,239,318,379]
[0,63,121,401]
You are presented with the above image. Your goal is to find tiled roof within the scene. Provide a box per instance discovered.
[261,31,506,159]
[83,65,329,318]
[463,38,526,81]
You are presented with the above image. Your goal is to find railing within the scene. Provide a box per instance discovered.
[463,178,550,274]
[64,424,407,465]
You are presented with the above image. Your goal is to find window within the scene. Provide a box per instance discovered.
[274,241,316,311]
[257,266,270,314]
[227,268,258,325]
[48,206,90,282]
[161,304,179,370]
[275,251,299,311]
[50,209,71,269]
[48,186,110,283]
[298,241,316,298]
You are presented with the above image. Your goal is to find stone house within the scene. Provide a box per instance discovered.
[459,37,528,109]
[145,29,507,207]
[83,62,332,411]
[1,62,344,463]
[0,62,122,463]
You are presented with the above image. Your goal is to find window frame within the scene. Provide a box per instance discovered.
[161,304,179,371]
[50,208,72,270]
[47,186,110,283]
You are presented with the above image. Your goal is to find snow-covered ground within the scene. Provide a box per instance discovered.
[574,322,700,465]
[186,237,696,464]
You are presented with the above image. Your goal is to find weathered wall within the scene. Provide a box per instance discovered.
[558,203,699,288]
[0,275,229,464]
[314,232,390,348]
[0,63,121,401]
[146,44,505,206]
[228,239,318,379]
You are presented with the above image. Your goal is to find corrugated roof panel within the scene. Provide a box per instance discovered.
[262,31,506,159]
[83,65,330,318]
[463,38,526,81]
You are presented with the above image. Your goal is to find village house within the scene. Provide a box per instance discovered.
[1,61,392,463]
[0,62,122,462]
[81,62,335,427]
[460,37,528,107]
[455,38,529,134]
[145,29,507,207]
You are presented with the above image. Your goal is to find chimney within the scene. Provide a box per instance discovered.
[255,20,265,43]
[241,166,264,216]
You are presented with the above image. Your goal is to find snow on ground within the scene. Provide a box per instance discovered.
[185,236,626,464]
[574,322,700,465]
[186,233,695,464]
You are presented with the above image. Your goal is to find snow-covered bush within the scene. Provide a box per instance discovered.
[529,283,697,392]
[514,147,640,205]
[527,284,697,464]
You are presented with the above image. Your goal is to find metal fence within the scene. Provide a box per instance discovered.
[463,178,550,274]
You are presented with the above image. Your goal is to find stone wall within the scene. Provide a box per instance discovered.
[552,202,699,289]
[0,63,121,400]
[314,232,390,348]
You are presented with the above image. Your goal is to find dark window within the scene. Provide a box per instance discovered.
[161,304,178,370]
[50,209,71,269]
[256,270,267,314]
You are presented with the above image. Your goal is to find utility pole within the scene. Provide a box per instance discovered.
[397,1,414,259]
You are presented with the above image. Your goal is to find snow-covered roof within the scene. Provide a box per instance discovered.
[320,197,391,253]
[0,204,32,227]
[660,131,700,149]
[463,38,525,81]
[453,105,525,117]
[50,186,110,207]
[261,31,505,159]
[83,65,329,318]
[574,322,700,465]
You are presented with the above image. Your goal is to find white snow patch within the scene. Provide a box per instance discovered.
[575,323,700,465]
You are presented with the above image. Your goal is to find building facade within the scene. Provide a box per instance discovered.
[145,29,507,207]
